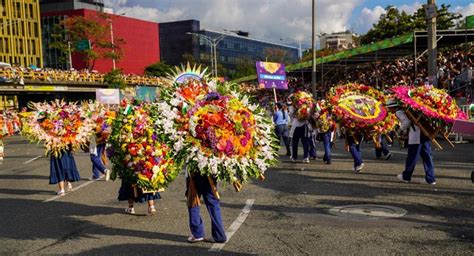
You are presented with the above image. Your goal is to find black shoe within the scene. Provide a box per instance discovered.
[325,160,331,165]
[285,152,291,156]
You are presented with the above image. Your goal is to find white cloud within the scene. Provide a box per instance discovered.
[399,1,422,14]
[103,0,363,49]
[356,6,386,33]
[453,3,474,18]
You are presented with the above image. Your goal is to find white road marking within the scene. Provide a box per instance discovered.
[23,155,42,164]
[43,176,103,203]
[389,150,408,155]
[209,199,255,252]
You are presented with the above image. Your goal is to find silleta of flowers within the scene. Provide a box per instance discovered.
[313,100,336,133]
[108,100,179,191]
[82,102,116,144]
[291,91,315,121]
[23,100,94,157]
[391,85,467,124]
[328,83,397,136]
[156,81,278,190]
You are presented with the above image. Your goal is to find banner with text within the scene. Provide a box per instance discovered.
[256,61,288,90]
[96,89,120,104]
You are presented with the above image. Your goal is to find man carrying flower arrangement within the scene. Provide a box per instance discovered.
[386,99,436,185]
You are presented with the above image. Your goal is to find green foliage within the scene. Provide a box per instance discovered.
[144,61,171,77]
[50,13,125,71]
[104,69,126,89]
[360,4,462,44]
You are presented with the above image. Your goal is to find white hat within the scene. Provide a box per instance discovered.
[385,98,399,108]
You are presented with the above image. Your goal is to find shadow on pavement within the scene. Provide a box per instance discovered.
[73,243,251,256]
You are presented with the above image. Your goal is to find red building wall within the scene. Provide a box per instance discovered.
[42,9,160,75]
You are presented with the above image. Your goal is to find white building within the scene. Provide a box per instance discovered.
[320,31,357,50]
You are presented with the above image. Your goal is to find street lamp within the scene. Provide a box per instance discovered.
[187,31,228,77]
[109,13,126,70]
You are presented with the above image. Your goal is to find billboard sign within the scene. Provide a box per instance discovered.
[96,89,120,104]
[256,61,288,90]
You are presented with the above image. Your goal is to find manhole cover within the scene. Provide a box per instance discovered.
[329,204,407,219]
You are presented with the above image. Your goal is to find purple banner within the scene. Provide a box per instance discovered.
[452,119,474,135]
[256,61,288,90]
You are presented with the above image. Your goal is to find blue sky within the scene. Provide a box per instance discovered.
[104,1,474,48]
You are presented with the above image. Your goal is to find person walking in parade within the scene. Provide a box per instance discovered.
[89,121,111,181]
[345,129,364,172]
[273,102,291,156]
[118,179,160,215]
[386,99,436,185]
[186,169,227,243]
[49,146,81,195]
[374,134,392,160]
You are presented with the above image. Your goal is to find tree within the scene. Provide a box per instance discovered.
[51,13,125,71]
[144,61,171,77]
[104,69,126,89]
[181,53,199,66]
[229,57,255,80]
[360,5,462,44]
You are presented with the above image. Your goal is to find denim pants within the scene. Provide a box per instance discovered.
[188,174,227,242]
[402,138,436,183]
[375,136,390,158]
[275,124,291,154]
[292,125,309,160]
[347,134,363,168]
[91,144,106,179]
[322,132,332,163]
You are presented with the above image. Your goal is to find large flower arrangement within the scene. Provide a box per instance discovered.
[392,85,467,124]
[290,91,315,121]
[328,83,397,136]
[107,100,179,191]
[156,81,278,190]
[23,100,94,157]
[313,100,336,132]
[82,102,116,144]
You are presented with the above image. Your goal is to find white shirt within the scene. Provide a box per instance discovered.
[396,109,421,145]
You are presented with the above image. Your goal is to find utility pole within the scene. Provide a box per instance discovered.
[426,0,437,86]
[311,0,316,98]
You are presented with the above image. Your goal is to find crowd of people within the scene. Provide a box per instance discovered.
[0,65,163,86]
[245,48,473,109]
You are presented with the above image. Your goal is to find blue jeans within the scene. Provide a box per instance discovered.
[188,174,227,243]
[347,134,363,168]
[292,125,309,160]
[375,136,390,158]
[91,144,106,179]
[308,134,317,158]
[322,132,331,163]
[275,124,290,154]
[403,138,436,183]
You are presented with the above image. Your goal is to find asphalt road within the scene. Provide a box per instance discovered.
[0,136,473,255]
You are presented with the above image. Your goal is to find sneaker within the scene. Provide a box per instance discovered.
[355,163,364,172]
[290,158,296,162]
[105,169,111,181]
[384,152,392,160]
[148,205,156,215]
[310,156,317,160]
[67,182,73,191]
[187,236,204,243]
[285,152,291,156]
[302,158,310,163]
[125,207,135,214]
[57,189,65,196]
[420,179,436,185]
[397,174,410,183]
[325,160,331,165]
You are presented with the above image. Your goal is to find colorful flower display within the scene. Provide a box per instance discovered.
[156,81,278,189]
[82,102,116,144]
[23,100,95,157]
[108,100,179,191]
[313,100,336,132]
[392,85,467,124]
[328,83,397,136]
[290,91,315,121]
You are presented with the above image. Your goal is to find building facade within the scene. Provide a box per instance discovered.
[40,1,159,74]
[320,31,357,50]
[159,20,298,75]
[0,0,43,67]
